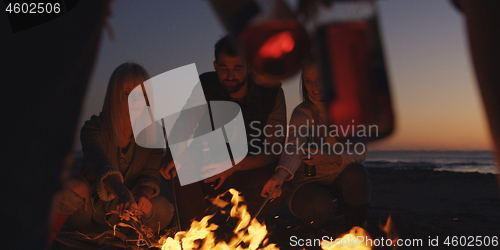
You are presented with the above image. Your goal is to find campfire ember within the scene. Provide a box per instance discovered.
[159,189,279,250]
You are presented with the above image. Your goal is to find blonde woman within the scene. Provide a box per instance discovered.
[49,63,173,243]
[261,62,370,230]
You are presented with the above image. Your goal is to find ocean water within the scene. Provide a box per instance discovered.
[365,151,498,174]
[73,150,498,174]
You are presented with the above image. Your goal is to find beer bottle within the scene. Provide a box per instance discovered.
[304,128,316,177]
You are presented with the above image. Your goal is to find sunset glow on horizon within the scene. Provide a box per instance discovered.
[76,0,494,152]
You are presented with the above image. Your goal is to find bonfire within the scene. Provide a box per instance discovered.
[158,188,396,250]
[53,187,396,250]
[159,189,279,250]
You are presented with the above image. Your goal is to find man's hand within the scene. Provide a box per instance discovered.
[203,165,238,190]
[160,161,177,180]
[200,158,234,178]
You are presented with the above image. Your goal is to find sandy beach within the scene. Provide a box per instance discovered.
[58,159,500,249]
[263,168,500,249]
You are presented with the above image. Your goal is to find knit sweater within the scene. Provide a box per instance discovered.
[80,114,163,201]
[276,102,366,184]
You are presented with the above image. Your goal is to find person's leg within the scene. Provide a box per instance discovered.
[331,163,371,229]
[290,182,338,228]
[49,177,91,242]
[143,195,174,232]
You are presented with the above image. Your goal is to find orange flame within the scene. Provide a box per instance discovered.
[321,215,399,250]
[321,227,372,250]
[159,191,398,250]
[159,189,279,250]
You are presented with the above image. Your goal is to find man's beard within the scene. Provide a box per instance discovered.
[222,76,247,94]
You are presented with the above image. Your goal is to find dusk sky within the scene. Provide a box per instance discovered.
[74,0,493,152]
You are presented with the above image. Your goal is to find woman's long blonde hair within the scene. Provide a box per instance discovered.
[300,62,323,127]
[102,62,150,146]
[299,59,338,148]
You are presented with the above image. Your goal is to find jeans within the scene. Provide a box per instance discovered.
[290,163,371,228]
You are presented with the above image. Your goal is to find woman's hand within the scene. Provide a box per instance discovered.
[301,148,342,167]
[115,189,137,221]
[135,193,152,216]
[261,168,289,199]
[103,174,137,220]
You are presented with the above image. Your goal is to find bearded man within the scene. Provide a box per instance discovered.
[161,35,288,228]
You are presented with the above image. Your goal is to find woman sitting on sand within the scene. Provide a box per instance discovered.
[261,61,371,230]
[48,62,173,244]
